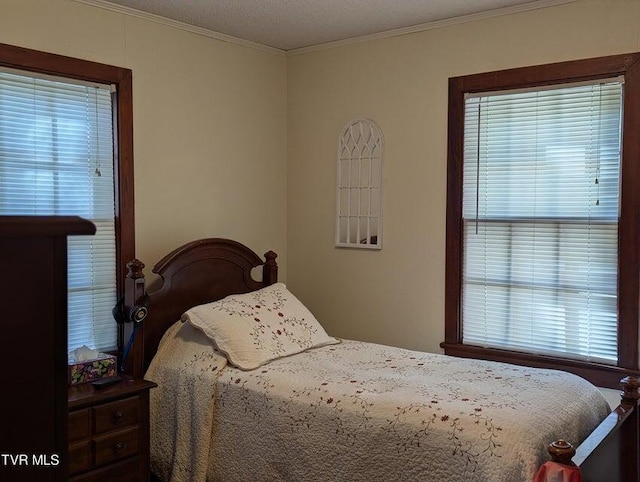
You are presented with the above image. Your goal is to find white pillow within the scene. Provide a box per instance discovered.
[182,283,339,370]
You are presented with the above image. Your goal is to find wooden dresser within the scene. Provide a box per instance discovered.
[0,216,95,481]
[68,378,157,481]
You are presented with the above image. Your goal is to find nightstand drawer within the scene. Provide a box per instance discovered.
[68,378,156,480]
[69,408,90,442]
[69,441,91,474]
[70,456,141,482]
[93,395,140,434]
[93,426,139,466]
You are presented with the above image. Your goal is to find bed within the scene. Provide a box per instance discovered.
[123,238,640,482]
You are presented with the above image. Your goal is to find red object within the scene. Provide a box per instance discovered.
[534,461,582,482]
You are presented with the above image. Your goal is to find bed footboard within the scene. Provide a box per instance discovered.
[544,376,639,482]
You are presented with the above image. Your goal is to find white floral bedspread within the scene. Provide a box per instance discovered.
[146,322,610,482]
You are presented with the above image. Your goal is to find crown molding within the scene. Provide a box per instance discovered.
[72,0,286,56]
[74,0,575,57]
[286,0,576,56]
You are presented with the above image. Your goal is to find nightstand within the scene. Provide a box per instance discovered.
[68,378,157,481]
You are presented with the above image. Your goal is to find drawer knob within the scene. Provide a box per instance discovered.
[114,442,125,453]
[114,411,125,422]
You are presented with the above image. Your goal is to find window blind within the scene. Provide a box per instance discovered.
[0,69,117,352]
[461,80,622,364]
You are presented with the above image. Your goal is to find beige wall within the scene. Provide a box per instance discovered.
[0,0,288,283]
[286,0,640,353]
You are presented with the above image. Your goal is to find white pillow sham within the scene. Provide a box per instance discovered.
[182,283,339,370]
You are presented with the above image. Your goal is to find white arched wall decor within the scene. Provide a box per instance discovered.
[336,118,383,249]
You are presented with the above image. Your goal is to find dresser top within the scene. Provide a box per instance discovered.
[0,215,96,237]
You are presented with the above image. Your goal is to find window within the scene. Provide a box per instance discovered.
[0,69,116,350]
[443,53,640,388]
[336,118,383,249]
[0,43,134,355]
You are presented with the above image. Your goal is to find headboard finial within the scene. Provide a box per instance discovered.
[264,250,278,286]
[126,258,145,279]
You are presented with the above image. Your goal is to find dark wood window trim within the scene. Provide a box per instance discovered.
[0,42,135,355]
[442,52,640,389]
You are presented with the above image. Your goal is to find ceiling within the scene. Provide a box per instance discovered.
[91,0,570,52]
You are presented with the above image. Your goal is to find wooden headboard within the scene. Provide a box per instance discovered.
[124,238,278,379]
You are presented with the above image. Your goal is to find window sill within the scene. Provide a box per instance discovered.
[439,342,639,389]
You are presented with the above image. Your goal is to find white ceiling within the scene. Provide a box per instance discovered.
[90,0,571,52]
